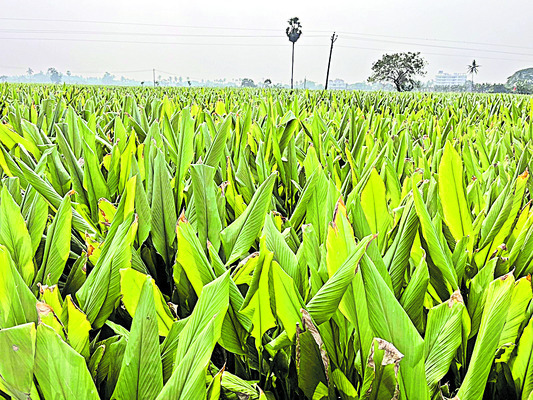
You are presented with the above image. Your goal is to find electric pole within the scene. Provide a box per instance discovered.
[153,68,156,87]
[291,42,295,89]
[325,32,338,90]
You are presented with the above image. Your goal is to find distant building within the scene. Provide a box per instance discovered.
[328,79,347,90]
[434,71,467,86]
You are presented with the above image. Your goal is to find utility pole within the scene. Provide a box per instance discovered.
[153,68,156,87]
[324,32,338,90]
[291,42,295,89]
[304,77,307,89]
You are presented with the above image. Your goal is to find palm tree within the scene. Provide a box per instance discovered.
[286,17,302,89]
[467,60,480,92]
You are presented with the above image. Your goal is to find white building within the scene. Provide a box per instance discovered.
[328,79,347,90]
[434,71,467,86]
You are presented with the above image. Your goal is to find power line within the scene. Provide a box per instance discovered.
[0,36,329,47]
[0,17,286,32]
[336,45,533,63]
[0,28,326,39]
[338,36,533,57]
[1,16,530,52]
[2,33,533,60]
[335,31,533,51]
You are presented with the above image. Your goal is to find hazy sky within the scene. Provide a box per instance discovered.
[1,0,533,85]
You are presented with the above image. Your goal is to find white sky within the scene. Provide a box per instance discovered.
[1,0,532,84]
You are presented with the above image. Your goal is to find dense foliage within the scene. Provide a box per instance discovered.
[1,84,533,400]
[368,52,427,92]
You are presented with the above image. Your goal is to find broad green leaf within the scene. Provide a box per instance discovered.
[77,214,138,328]
[271,262,303,340]
[59,295,92,358]
[120,267,175,337]
[400,255,429,333]
[306,235,373,325]
[424,291,467,387]
[0,323,36,400]
[151,151,177,265]
[510,317,533,400]
[158,273,230,400]
[221,172,277,265]
[0,245,37,328]
[240,243,276,351]
[361,338,403,400]
[34,323,99,400]
[361,168,391,249]
[113,277,163,400]
[191,164,223,252]
[0,123,41,158]
[457,274,515,400]
[496,277,532,361]
[360,252,430,399]
[383,200,419,296]
[35,194,72,287]
[0,185,34,285]
[438,141,472,243]
[296,321,328,398]
[413,178,458,294]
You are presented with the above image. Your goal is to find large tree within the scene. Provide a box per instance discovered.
[47,67,62,84]
[368,52,426,92]
[286,17,302,90]
[241,78,256,88]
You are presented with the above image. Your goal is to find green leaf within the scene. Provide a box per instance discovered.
[0,323,36,400]
[412,178,458,294]
[240,242,276,351]
[173,110,195,209]
[399,256,429,333]
[271,262,303,340]
[60,295,92,359]
[306,235,373,326]
[457,273,515,400]
[510,317,533,400]
[424,292,467,387]
[360,252,430,399]
[497,277,532,362]
[175,215,217,295]
[120,268,175,337]
[16,158,97,235]
[24,189,48,256]
[77,214,138,329]
[383,200,419,296]
[113,277,163,400]
[0,123,41,159]
[34,323,99,400]
[0,185,34,285]
[151,151,177,265]
[34,194,72,286]
[157,273,230,400]
[361,168,391,249]
[191,164,223,252]
[221,172,277,265]
[0,245,37,329]
[438,141,472,242]
[81,136,110,220]
[204,115,231,169]
[296,316,328,399]
[361,338,403,400]
[263,212,299,286]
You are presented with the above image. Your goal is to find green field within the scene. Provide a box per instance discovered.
[0,84,533,399]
